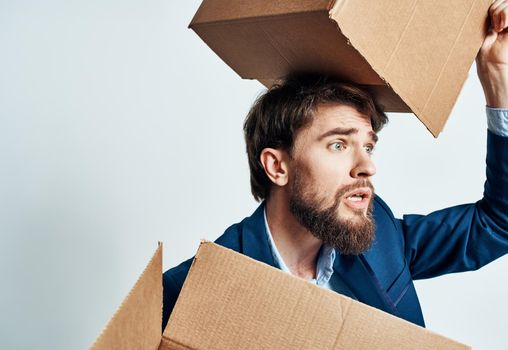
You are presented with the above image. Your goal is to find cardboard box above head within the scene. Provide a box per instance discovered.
[92,242,470,350]
[189,0,491,137]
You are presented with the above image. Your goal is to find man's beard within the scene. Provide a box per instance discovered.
[288,172,375,256]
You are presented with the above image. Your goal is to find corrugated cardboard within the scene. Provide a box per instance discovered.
[91,243,162,350]
[92,241,470,349]
[189,0,491,137]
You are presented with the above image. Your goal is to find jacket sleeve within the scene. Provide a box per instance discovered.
[401,130,508,280]
[162,271,180,331]
[162,257,193,331]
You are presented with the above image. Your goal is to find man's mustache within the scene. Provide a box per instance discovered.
[335,179,375,201]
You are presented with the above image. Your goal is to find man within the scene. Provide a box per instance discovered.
[163,2,508,329]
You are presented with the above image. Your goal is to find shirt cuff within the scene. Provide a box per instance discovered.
[487,107,508,137]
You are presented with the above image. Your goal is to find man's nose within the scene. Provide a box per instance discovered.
[350,149,376,179]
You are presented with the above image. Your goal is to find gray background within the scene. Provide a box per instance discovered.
[1,1,507,349]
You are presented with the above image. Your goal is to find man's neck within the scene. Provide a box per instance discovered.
[265,195,322,280]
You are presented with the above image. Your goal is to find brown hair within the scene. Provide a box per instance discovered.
[243,73,388,202]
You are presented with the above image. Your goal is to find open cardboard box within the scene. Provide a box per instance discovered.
[189,0,491,137]
[91,241,470,349]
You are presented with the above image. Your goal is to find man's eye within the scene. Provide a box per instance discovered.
[330,142,345,151]
[365,144,375,154]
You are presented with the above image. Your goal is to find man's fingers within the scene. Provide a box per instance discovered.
[493,2,508,32]
[489,0,508,31]
[489,0,506,16]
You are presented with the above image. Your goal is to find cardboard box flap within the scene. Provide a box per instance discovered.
[161,242,469,350]
[190,0,332,25]
[91,243,163,350]
[332,302,468,349]
[330,0,491,136]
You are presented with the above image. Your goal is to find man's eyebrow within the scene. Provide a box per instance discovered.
[318,127,378,143]
[318,127,358,140]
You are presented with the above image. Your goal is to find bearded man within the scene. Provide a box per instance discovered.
[162,2,508,329]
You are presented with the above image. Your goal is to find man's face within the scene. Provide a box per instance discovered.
[287,103,377,255]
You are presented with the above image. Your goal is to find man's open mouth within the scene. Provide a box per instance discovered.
[343,188,372,209]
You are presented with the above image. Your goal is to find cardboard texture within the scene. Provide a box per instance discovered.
[92,241,470,350]
[91,243,162,350]
[189,0,491,137]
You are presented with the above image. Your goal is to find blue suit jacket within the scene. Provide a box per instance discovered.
[162,131,508,329]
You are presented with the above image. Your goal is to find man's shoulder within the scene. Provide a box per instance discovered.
[373,194,396,218]
[162,214,253,329]
[163,216,250,286]
[373,194,400,232]
[163,256,193,290]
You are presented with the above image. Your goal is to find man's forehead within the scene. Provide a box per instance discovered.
[310,104,374,134]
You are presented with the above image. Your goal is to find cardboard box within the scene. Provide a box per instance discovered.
[189,0,491,137]
[92,241,470,349]
[91,243,163,350]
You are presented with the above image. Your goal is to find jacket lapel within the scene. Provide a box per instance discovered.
[333,253,399,316]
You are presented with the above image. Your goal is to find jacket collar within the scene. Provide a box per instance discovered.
[241,202,278,268]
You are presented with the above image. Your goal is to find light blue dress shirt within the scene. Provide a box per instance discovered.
[263,107,508,297]
[487,107,508,136]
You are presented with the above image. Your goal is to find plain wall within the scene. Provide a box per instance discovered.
[0,1,507,349]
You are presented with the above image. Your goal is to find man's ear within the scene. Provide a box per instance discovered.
[260,148,289,187]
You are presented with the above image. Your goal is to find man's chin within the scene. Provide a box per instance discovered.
[338,203,369,220]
